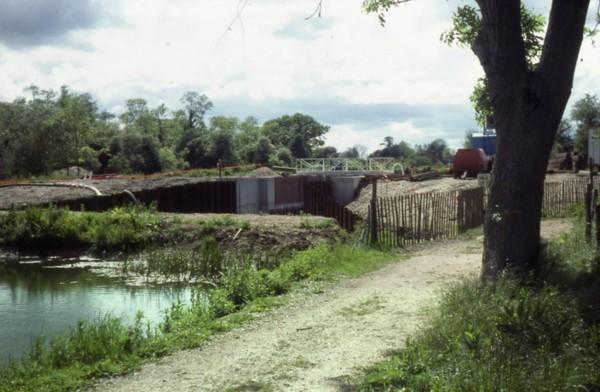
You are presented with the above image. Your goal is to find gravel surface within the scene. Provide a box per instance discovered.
[93,220,570,392]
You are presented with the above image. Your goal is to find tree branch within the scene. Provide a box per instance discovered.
[471,0,528,117]
[306,0,323,20]
[537,0,591,105]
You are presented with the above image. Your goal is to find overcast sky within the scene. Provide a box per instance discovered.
[0,0,599,152]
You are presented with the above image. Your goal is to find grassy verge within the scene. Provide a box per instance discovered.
[0,206,176,253]
[0,243,397,392]
[354,217,600,392]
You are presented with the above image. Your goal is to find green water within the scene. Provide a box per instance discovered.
[0,261,190,365]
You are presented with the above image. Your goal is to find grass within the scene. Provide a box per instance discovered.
[354,216,600,392]
[196,215,251,234]
[299,215,336,230]
[0,243,397,392]
[0,206,173,253]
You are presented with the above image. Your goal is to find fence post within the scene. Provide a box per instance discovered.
[370,177,378,245]
[586,182,593,242]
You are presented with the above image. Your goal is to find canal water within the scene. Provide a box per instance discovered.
[0,260,190,365]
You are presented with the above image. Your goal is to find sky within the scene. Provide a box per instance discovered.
[0,0,599,153]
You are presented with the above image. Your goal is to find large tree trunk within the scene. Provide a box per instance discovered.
[474,0,590,279]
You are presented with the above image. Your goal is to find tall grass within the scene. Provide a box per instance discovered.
[355,216,600,392]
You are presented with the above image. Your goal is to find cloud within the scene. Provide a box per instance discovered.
[212,95,473,127]
[0,0,111,48]
[274,16,334,40]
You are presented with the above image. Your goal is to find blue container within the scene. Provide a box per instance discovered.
[472,134,497,156]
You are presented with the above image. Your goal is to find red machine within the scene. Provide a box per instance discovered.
[452,148,490,178]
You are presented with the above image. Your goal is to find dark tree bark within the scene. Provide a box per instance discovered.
[473,0,591,279]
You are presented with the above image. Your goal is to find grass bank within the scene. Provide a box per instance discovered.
[354,218,600,391]
[0,206,177,253]
[0,243,397,392]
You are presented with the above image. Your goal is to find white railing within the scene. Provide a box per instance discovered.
[295,158,402,173]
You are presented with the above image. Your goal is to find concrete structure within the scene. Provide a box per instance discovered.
[235,175,362,214]
[330,176,362,206]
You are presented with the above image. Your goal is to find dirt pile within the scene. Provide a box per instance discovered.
[347,178,479,218]
[244,167,282,178]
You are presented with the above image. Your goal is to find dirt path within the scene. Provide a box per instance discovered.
[95,220,570,392]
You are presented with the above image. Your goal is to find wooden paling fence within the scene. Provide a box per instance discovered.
[304,181,358,231]
[366,187,485,247]
[367,178,598,247]
[542,178,599,217]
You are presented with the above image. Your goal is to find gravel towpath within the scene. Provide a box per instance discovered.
[94,220,570,392]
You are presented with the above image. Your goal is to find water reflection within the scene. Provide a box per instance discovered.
[0,262,190,365]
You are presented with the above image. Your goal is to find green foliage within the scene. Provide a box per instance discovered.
[181,92,212,130]
[440,5,481,47]
[1,313,151,392]
[262,113,328,155]
[440,5,546,127]
[252,136,275,164]
[107,134,162,174]
[208,120,237,164]
[269,147,293,167]
[370,136,451,167]
[572,94,600,156]
[469,78,493,128]
[0,207,167,252]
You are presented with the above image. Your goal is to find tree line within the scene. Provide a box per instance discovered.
[0,86,454,178]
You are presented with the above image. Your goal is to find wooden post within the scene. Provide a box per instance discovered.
[586,182,593,242]
[370,177,378,245]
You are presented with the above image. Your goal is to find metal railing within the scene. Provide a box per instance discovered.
[295,158,402,173]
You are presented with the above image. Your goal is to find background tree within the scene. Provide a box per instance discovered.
[252,137,274,164]
[289,134,310,158]
[554,119,575,154]
[572,94,600,158]
[181,92,212,130]
[313,146,339,158]
[261,113,328,155]
[340,147,360,158]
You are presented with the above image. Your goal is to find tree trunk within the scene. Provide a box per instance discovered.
[475,0,590,279]
[482,111,555,278]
